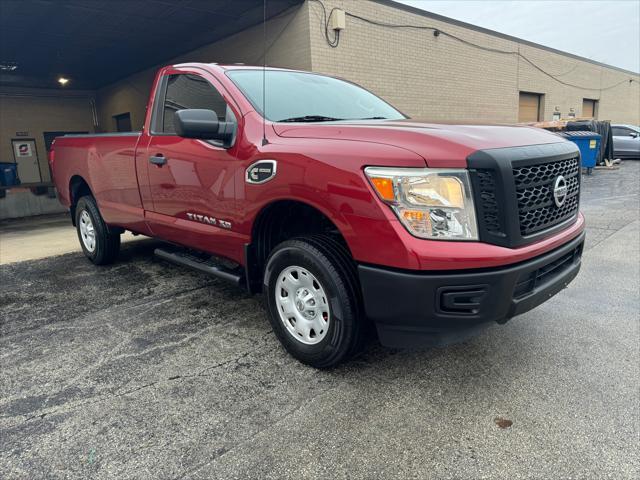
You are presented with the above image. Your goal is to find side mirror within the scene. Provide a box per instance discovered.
[630,132,638,138]
[174,109,235,146]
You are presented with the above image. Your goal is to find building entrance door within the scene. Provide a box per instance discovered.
[11,139,41,184]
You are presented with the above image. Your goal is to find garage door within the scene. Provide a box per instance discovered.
[518,92,541,123]
[582,99,597,118]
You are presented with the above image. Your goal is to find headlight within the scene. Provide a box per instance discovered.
[365,167,478,240]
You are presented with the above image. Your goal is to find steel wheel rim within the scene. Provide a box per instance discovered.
[79,210,96,252]
[275,265,330,345]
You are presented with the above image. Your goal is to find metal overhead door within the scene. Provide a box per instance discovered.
[582,99,596,118]
[518,93,541,123]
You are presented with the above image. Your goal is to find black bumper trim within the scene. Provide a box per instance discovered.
[358,232,585,348]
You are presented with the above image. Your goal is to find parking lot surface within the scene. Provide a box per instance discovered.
[1,162,639,479]
[0,215,141,264]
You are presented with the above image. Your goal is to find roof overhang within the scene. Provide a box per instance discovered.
[0,0,303,90]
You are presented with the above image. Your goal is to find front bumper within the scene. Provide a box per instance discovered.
[358,231,585,348]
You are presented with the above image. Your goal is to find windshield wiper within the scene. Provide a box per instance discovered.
[352,116,388,120]
[278,115,344,123]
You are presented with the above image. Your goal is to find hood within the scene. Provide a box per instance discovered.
[273,119,565,167]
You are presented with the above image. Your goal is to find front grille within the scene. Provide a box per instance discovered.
[468,141,582,248]
[513,157,580,189]
[513,157,580,236]
[513,242,583,299]
[475,169,503,235]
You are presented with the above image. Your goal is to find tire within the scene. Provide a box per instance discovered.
[264,235,366,368]
[75,196,120,265]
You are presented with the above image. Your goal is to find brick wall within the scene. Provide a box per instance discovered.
[308,0,639,124]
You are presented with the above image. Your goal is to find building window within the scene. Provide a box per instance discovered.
[518,92,543,123]
[114,112,132,132]
[582,98,598,119]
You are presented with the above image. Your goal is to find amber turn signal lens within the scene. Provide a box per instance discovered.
[370,177,395,201]
[401,209,427,221]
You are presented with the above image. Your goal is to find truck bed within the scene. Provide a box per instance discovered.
[51,132,146,229]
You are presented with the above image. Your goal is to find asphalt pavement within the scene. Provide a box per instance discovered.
[1,162,638,479]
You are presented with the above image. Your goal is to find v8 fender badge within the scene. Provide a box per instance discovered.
[246,160,277,184]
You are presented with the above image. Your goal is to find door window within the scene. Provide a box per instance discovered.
[161,74,229,134]
[612,127,631,137]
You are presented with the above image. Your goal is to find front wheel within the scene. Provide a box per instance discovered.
[264,235,365,368]
[75,196,120,265]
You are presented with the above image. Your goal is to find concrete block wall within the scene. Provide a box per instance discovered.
[0,88,96,182]
[308,0,640,124]
[0,189,66,220]
[94,0,639,127]
[308,0,519,122]
[517,42,638,122]
[96,69,157,133]
[96,3,312,132]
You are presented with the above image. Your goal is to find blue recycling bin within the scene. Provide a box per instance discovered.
[0,162,20,186]
[560,131,601,174]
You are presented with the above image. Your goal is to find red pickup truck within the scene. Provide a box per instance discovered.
[50,63,585,367]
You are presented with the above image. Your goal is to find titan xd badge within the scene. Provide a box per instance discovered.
[185,213,232,229]
[186,212,216,225]
[246,160,277,184]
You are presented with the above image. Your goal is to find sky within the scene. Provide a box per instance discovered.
[395,0,640,73]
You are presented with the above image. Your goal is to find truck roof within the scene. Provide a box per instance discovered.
[171,62,310,74]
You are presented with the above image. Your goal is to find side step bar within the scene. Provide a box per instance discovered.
[154,247,244,286]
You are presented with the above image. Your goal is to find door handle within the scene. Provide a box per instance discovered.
[149,155,166,166]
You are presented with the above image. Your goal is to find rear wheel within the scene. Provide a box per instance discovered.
[75,196,120,265]
[264,235,365,368]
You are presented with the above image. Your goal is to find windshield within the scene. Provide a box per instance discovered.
[226,70,406,122]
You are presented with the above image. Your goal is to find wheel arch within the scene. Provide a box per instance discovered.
[245,198,354,293]
[68,175,93,226]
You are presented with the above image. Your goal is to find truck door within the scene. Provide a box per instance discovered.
[140,70,242,257]
[612,126,640,158]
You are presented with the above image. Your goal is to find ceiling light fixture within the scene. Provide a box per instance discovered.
[58,77,69,86]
